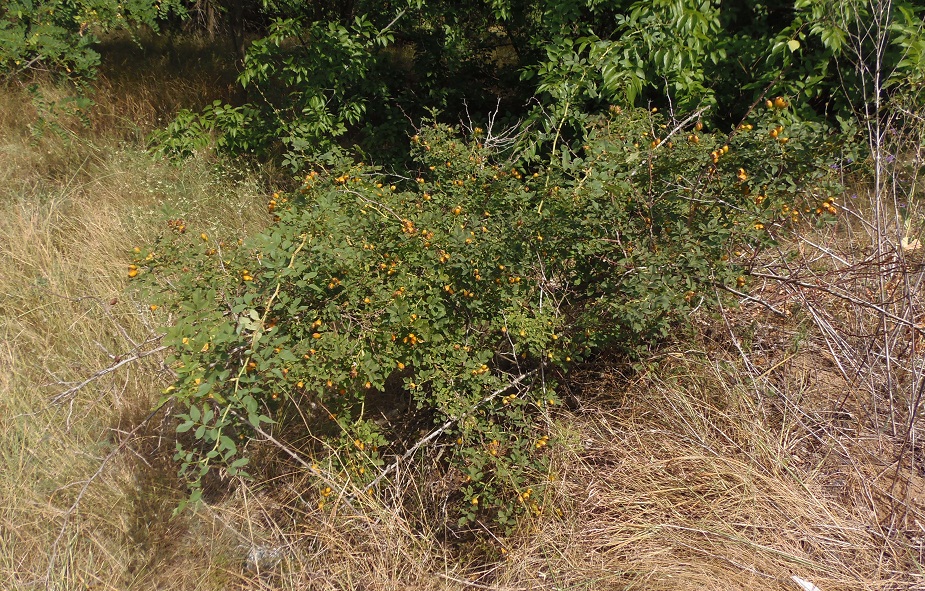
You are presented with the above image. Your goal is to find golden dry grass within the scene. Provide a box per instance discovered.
[505,355,923,590]
[108,344,921,591]
[0,72,269,590]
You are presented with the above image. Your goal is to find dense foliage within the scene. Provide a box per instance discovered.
[0,0,185,81]
[134,102,843,526]
[145,0,925,168]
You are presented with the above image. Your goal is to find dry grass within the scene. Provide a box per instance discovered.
[92,343,921,591]
[89,32,242,140]
[501,354,923,590]
[2,38,925,591]
[0,64,268,589]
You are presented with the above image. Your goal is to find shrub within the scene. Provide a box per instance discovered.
[0,0,186,82]
[150,13,398,169]
[133,104,843,529]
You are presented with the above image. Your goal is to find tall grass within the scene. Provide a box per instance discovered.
[0,53,269,588]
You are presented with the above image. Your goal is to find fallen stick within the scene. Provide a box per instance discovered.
[50,341,168,404]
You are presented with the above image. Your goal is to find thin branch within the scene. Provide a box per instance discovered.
[437,573,527,591]
[751,271,924,335]
[379,8,407,36]
[653,106,711,150]
[247,419,358,513]
[718,283,788,317]
[50,341,168,404]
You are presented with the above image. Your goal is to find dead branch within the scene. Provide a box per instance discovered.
[50,338,168,404]
[751,271,923,335]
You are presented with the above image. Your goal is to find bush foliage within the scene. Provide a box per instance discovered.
[144,0,925,169]
[134,100,843,526]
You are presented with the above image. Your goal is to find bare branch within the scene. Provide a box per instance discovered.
[50,339,168,404]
